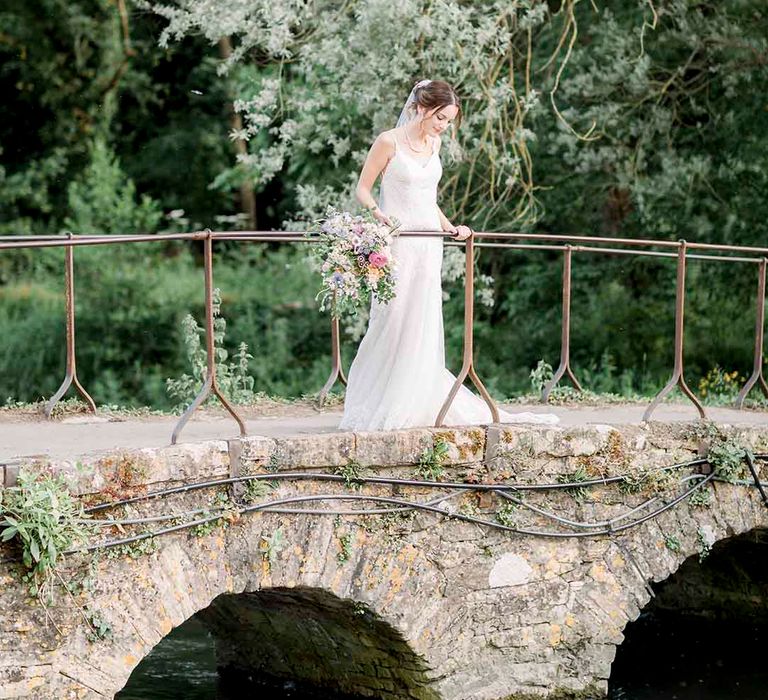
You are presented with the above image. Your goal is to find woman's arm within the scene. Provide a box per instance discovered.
[437,205,456,233]
[438,205,473,240]
[355,132,395,225]
[435,136,471,240]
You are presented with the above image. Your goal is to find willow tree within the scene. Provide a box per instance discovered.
[145,0,601,231]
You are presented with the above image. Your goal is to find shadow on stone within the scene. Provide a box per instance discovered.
[199,587,438,700]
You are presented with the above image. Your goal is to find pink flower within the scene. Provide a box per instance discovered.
[368,252,388,268]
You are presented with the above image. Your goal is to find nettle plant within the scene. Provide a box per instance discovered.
[166,288,257,408]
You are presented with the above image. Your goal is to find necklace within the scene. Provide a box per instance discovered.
[404,125,429,154]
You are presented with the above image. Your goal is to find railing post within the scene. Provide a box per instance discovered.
[172,232,246,444]
[436,232,500,426]
[735,258,768,409]
[316,292,348,407]
[44,233,96,417]
[643,240,706,421]
[542,245,583,402]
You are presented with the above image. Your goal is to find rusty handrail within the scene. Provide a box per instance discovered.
[735,258,768,409]
[170,233,247,444]
[316,292,348,407]
[44,233,97,417]
[4,229,768,255]
[1,229,767,443]
[436,231,500,426]
[541,245,583,402]
[642,241,706,421]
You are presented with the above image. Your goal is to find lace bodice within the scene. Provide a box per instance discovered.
[378,132,443,231]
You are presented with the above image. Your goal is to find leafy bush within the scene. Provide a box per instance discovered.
[0,470,90,597]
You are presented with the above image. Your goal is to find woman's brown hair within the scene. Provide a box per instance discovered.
[412,79,462,131]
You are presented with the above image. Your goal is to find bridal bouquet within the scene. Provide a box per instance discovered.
[311,206,399,318]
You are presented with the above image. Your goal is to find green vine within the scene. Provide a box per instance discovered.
[415,438,450,481]
[337,533,353,564]
[697,527,714,562]
[334,460,365,490]
[105,535,158,560]
[707,436,752,483]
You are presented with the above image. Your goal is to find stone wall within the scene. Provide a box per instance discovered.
[1,421,768,699]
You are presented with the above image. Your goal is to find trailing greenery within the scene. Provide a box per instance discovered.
[557,466,591,502]
[334,460,365,490]
[707,436,752,484]
[104,535,159,560]
[496,502,519,528]
[688,486,712,508]
[336,532,353,564]
[415,438,451,481]
[697,527,714,562]
[0,471,91,597]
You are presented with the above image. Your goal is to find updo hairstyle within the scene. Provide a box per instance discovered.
[411,79,462,131]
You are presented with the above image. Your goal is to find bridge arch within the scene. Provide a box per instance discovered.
[46,512,455,699]
[120,586,437,699]
[4,424,768,700]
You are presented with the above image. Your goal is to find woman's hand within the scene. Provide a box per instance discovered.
[371,206,393,227]
[452,224,473,241]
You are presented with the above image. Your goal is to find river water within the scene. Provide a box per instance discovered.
[114,617,366,699]
[117,612,768,699]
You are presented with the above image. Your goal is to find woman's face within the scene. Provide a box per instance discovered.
[418,104,459,136]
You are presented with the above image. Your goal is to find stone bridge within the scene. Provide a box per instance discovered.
[2,419,768,699]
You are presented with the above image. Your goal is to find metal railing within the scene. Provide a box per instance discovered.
[1,229,766,444]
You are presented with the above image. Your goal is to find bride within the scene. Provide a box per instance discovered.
[338,79,559,431]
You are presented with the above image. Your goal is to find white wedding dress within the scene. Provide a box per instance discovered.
[338,131,559,431]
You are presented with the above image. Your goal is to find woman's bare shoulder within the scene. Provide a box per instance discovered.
[375,129,398,153]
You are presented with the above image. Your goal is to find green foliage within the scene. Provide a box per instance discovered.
[85,608,113,643]
[334,460,365,490]
[243,478,274,504]
[0,0,233,235]
[336,532,353,564]
[415,438,450,481]
[708,436,752,483]
[496,502,519,528]
[529,359,553,395]
[557,466,590,501]
[664,535,681,553]
[64,139,163,234]
[697,527,714,562]
[688,485,712,508]
[698,367,744,405]
[104,535,158,560]
[0,471,90,597]
[191,491,237,537]
[166,288,257,408]
[619,468,675,495]
[260,527,285,565]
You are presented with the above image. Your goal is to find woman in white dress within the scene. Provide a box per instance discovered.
[338,79,558,431]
